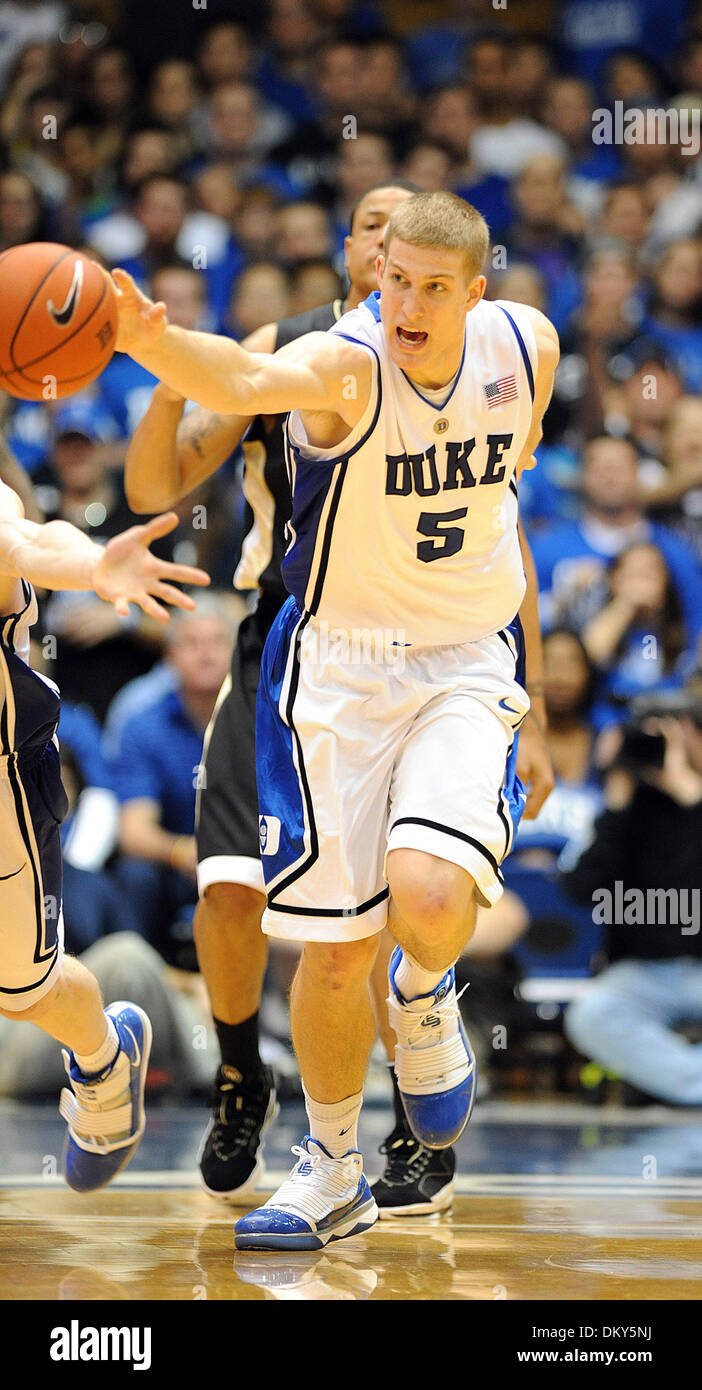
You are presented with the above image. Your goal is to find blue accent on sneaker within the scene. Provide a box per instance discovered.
[234,1137,378,1252]
[63,1001,152,1193]
[389,947,476,1150]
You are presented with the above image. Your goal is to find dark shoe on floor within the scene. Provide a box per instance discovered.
[197,1064,278,1203]
[370,1123,455,1218]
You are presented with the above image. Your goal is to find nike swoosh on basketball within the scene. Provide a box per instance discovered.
[47,260,84,327]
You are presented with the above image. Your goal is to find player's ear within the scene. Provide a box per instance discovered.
[376,253,385,283]
[465,274,486,312]
[343,235,352,271]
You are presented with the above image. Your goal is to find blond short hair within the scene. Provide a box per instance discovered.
[383,191,489,282]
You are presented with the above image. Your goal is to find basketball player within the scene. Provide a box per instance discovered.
[0,480,208,1190]
[124,182,478,1218]
[114,189,558,1249]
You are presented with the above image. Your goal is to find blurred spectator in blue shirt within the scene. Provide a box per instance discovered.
[34,398,174,720]
[467,35,566,181]
[418,86,513,240]
[552,243,643,446]
[603,340,683,465]
[596,181,651,259]
[542,75,624,192]
[644,396,702,565]
[504,155,584,332]
[108,598,238,966]
[486,627,604,984]
[99,263,214,434]
[57,741,130,954]
[533,435,702,649]
[509,628,603,867]
[558,0,686,89]
[641,239,702,394]
[113,174,240,325]
[581,542,694,724]
[271,38,367,196]
[253,0,324,125]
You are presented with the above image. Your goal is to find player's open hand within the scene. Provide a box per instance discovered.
[92,512,210,620]
[112,268,168,354]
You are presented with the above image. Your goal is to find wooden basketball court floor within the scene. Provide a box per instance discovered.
[1,1097,702,1301]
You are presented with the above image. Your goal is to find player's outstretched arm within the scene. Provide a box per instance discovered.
[113,269,368,420]
[124,323,277,514]
[0,481,209,621]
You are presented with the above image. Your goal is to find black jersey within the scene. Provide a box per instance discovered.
[235,299,344,601]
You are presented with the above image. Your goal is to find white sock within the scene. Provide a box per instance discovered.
[394,950,450,1002]
[74,1017,119,1078]
[303,1085,363,1159]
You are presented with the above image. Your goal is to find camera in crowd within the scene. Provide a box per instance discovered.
[616,687,702,772]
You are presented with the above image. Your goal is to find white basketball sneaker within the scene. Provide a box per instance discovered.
[388,947,476,1149]
[234,1136,378,1251]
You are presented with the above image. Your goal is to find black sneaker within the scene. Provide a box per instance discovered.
[197,1065,279,1203]
[371,1124,455,1218]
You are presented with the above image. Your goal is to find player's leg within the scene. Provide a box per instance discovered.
[291,937,379,1101]
[0,610,152,1193]
[383,624,530,1149]
[236,935,380,1252]
[194,602,282,1200]
[235,598,395,1250]
[369,929,456,1216]
[0,951,151,1191]
[194,883,267,1028]
[384,851,479,1149]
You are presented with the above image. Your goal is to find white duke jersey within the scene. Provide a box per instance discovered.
[282,292,538,647]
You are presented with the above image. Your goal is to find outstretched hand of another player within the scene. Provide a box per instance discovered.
[112,268,168,354]
[92,512,210,621]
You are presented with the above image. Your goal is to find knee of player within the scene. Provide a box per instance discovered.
[387,850,475,937]
[301,937,379,991]
[199,881,265,932]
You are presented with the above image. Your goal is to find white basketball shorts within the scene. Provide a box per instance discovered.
[256,596,530,943]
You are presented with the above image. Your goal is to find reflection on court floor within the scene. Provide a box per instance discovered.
[1,1099,702,1300]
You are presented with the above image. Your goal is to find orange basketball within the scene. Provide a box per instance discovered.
[0,242,118,401]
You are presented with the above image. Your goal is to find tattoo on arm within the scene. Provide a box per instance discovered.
[180,412,226,459]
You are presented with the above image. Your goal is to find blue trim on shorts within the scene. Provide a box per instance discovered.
[499,613,528,855]
[256,598,312,893]
[256,596,389,919]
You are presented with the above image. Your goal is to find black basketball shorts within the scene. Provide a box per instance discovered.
[195,591,285,899]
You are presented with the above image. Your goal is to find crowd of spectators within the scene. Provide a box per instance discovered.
[2,0,702,1099]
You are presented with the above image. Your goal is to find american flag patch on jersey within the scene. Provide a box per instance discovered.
[483,374,518,408]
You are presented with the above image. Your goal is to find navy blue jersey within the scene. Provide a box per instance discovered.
[0,582,61,756]
[235,299,344,600]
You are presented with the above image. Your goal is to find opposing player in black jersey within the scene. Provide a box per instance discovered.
[123,183,475,1209]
